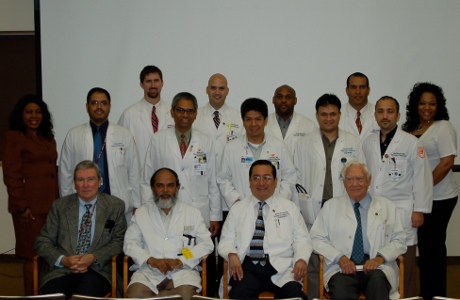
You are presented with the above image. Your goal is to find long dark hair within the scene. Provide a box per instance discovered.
[402,82,449,132]
[8,95,54,140]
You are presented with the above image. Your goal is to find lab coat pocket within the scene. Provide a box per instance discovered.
[298,193,315,225]
[190,173,208,195]
[112,147,126,166]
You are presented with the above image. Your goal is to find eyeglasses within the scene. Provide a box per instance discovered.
[89,100,109,107]
[251,175,274,182]
[174,107,196,115]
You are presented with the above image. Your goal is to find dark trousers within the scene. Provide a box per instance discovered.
[39,268,111,299]
[418,196,458,300]
[328,269,390,300]
[229,257,307,300]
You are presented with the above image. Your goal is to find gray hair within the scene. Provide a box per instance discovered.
[340,160,371,181]
[171,92,198,110]
[73,160,102,180]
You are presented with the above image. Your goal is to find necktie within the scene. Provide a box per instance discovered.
[351,202,364,265]
[355,111,362,134]
[76,204,93,254]
[93,127,105,192]
[213,110,220,129]
[180,134,187,158]
[152,106,159,133]
[249,202,266,265]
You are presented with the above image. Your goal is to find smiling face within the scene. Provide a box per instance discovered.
[74,168,102,202]
[171,98,197,132]
[249,164,278,201]
[343,164,371,202]
[418,92,437,123]
[346,75,370,110]
[22,103,43,133]
[206,74,229,109]
[152,169,179,209]
[243,110,267,143]
[316,104,341,134]
[86,91,111,126]
[140,72,164,103]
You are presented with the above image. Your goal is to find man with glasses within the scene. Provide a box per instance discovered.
[219,159,311,299]
[59,87,141,222]
[141,92,221,238]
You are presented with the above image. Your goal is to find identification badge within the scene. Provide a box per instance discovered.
[181,248,194,259]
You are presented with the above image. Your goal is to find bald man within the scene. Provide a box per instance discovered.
[265,84,316,156]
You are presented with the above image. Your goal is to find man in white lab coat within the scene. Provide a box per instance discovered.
[293,93,365,299]
[339,72,380,140]
[59,87,141,222]
[124,168,213,300]
[118,65,173,161]
[265,85,316,156]
[217,98,297,210]
[193,73,244,295]
[141,92,221,235]
[362,96,433,297]
[219,160,311,300]
[310,161,407,300]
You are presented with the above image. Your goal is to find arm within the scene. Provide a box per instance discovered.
[207,140,223,227]
[216,145,241,208]
[433,155,455,186]
[58,133,76,197]
[279,144,296,200]
[411,140,433,215]
[126,133,142,208]
[140,138,155,205]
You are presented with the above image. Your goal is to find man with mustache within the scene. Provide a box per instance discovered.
[118,65,174,161]
[59,87,141,222]
[362,96,433,296]
[339,72,380,140]
[124,168,213,300]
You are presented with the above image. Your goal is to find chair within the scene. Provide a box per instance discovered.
[122,255,208,297]
[33,255,118,297]
[0,294,66,300]
[318,255,404,299]
[71,295,183,300]
[222,259,308,299]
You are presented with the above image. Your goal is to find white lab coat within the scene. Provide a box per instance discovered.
[339,102,380,141]
[58,122,141,221]
[265,112,316,156]
[118,98,174,162]
[124,201,213,294]
[293,128,365,227]
[141,128,221,226]
[218,194,312,288]
[362,127,433,245]
[216,133,297,211]
[310,194,407,300]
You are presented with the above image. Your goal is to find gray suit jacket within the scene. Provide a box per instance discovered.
[35,193,127,287]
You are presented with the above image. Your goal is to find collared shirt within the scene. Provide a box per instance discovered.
[250,195,274,254]
[90,120,110,194]
[380,126,398,158]
[158,203,174,232]
[247,137,267,161]
[349,193,371,255]
[175,128,192,147]
[321,131,338,201]
[276,114,293,139]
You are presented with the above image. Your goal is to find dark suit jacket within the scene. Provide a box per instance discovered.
[34,193,127,287]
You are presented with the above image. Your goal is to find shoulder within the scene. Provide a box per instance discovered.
[177,201,202,216]
[371,194,396,210]
[66,123,89,135]
[340,129,361,142]
[193,129,213,143]
[4,130,22,139]
[437,120,456,132]
[294,112,315,124]
[265,133,285,145]
[52,194,77,208]
[122,100,143,114]
[109,122,134,137]
[99,193,125,209]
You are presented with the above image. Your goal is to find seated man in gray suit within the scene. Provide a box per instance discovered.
[35,160,127,298]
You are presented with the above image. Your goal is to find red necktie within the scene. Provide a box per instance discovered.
[151,106,159,133]
[355,111,362,134]
[180,134,187,158]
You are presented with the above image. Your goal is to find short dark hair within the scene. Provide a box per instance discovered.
[150,168,180,187]
[171,92,198,110]
[240,98,268,120]
[249,160,277,179]
[376,96,399,113]
[8,95,54,140]
[346,72,369,87]
[315,94,342,112]
[87,87,111,104]
[140,65,163,82]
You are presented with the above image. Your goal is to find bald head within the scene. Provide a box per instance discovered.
[272,84,297,120]
[206,73,229,109]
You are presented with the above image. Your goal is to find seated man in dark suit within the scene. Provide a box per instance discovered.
[35,160,127,298]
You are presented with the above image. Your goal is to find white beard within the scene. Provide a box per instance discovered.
[154,193,177,209]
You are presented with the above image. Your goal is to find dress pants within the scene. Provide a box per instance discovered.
[229,256,307,300]
[328,269,390,300]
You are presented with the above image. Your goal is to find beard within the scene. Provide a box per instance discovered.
[154,192,178,209]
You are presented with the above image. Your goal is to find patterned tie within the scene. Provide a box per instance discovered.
[249,202,266,265]
[180,134,187,158]
[93,127,105,193]
[152,106,159,133]
[351,202,364,265]
[213,110,220,129]
[76,204,93,254]
[355,111,362,134]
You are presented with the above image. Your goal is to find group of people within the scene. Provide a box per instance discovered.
[2,68,457,300]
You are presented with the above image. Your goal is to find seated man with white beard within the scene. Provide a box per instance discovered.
[123,168,214,300]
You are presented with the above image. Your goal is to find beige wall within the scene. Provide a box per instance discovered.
[0,0,34,32]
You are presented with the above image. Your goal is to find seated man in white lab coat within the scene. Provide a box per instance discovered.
[310,161,407,300]
[219,160,311,300]
[124,168,214,300]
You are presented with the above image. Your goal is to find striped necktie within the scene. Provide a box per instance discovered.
[152,106,159,133]
[356,111,362,134]
[213,110,220,129]
[249,202,266,265]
